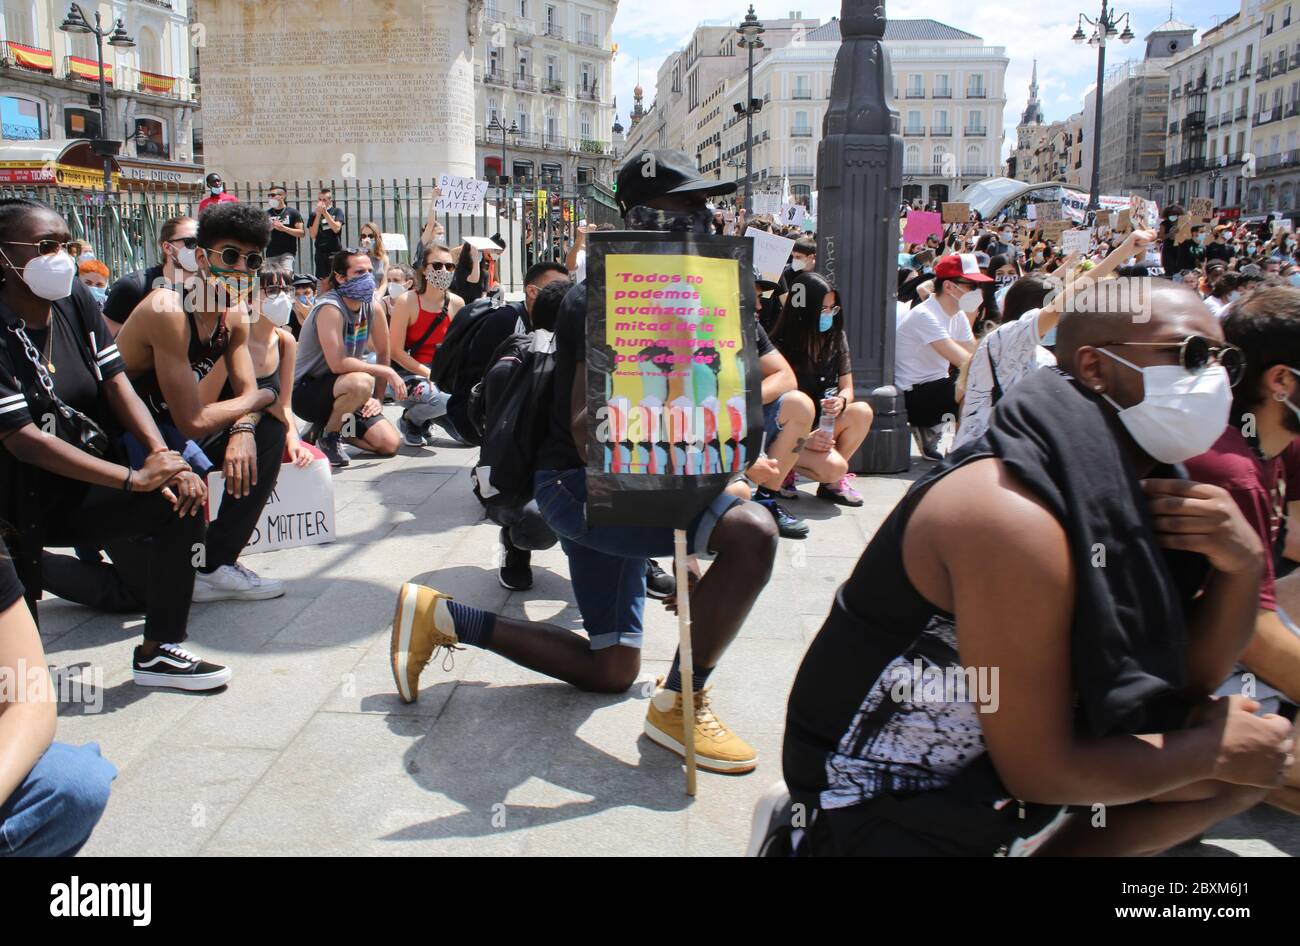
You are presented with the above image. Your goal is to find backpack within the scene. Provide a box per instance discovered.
[466,331,529,442]
[471,329,558,509]
[428,296,498,392]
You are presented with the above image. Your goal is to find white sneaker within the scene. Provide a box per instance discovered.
[193,563,286,602]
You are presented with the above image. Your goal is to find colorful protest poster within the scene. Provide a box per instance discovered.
[582,233,763,529]
[902,210,943,244]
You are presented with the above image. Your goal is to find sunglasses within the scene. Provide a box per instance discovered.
[1105,335,1244,386]
[425,262,455,272]
[0,239,78,256]
[203,246,264,271]
[168,236,199,249]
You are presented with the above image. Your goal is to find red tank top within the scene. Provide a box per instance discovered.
[405,300,450,365]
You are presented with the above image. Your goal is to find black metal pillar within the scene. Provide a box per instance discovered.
[817,0,909,473]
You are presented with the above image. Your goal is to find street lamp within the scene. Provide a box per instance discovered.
[736,6,765,214]
[1071,2,1133,211]
[61,3,133,194]
[487,116,519,192]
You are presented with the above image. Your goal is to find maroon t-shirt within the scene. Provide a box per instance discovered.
[1185,427,1300,611]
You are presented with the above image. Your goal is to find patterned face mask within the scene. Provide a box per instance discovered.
[425,268,454,291]
[624,204,714,234]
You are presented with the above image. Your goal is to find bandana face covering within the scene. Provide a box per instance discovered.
[625,204,715,234]
[336,272,377,300]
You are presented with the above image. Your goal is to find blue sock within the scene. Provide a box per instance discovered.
[665,652,713,693]
[446,600,495,648]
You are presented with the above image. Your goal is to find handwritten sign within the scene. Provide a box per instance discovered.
[1036,201,1064,222]
[1189,197,1213,221]
[434,174,489,214]
[902,210,943,244]
[941,202,970,224]
[208,455,335,555]
[1040,220,1070,241]
[1060,228,1091,257]
[745,227,797,283]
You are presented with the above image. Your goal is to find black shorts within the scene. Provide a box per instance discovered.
[293,372,385,437]
[904,376,957,428]
[314,249,335,279]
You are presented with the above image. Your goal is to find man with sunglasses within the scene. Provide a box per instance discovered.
[1184,285,1300,816]
[101,216,198,336]
[115,202,287,603]
[769,279,1294,856]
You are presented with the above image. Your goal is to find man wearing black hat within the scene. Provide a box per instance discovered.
[393,150,781,775]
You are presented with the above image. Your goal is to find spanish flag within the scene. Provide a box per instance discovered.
[8,43,53,73]
[67,56,112,86]
[138,70,175,94]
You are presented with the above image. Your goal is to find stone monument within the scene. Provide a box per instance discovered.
[195,0,476,184]
[816,1,910,473]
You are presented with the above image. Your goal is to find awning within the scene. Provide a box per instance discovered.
[67,56,112,86]
[8,43,53,73]
[0,140,119,189]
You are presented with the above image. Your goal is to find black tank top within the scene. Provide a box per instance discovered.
[136,309,230,422]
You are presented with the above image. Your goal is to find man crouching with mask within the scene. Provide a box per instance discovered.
[391,150,782,775]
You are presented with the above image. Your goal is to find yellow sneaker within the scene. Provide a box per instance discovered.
[390,582,460,704]
[644,681,758,774]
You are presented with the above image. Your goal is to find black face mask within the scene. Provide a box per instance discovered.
[625,204,714,234]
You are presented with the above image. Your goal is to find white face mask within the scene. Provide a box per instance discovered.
[8,249,76,301]
[361,237,374,251]
[1000,231,1013,241]
[269,198,283,210]
[790,258,807,272]
[1097,348,1231,464]
[261,292,292,326]
[176,245,198,273]
[957,287,983,312]
[386,280,407,299]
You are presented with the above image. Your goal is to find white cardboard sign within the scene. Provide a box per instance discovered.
[1060,228,1091,257]
[207,458,336,555]
[434,174,489,214]
[745,227,797,282]
[780,203,807,227]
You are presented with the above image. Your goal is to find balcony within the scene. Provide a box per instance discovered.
[1293,53,1300,69]
[966,88,986,98]
[792,89,812,100]
[1184,81,1194,92]
[1225,71,1237,85]
[513,73,537,91]
[482,68,508,88]
[513,130,540,148]
[1206,115,1221,129]
[1258,106,1277,124]
[903,127,926,137]
[1169,119,1180,133]
[787,165,815,177]
[542,78,565,96]
[791,127,813,137]
[1241,63,1253,78]
[933,89,952,99]
[1278,59,1291,75]
[905,89,925,99]
[930,126,952,136]
[1212,75,1223,88]
[542,134,565,150]
[576,85,600,101]
[543,22,564,40]
[964,126,988,137]
[1184,110,1205,126]
[1259,63,1272,80]
[1290,100,1300,117]
[577,30,599,47]
[962,165,992,177]
[485,3,508,22]
[1236,105,1249,120]
[1172,86,1182,98]
[1,40,53,75]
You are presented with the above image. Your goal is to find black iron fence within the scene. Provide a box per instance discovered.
[0,178,621,294]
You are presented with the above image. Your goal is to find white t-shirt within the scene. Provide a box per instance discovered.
[953,308,1056,449]
[894,294,975,391]
[1204,294,1229,319]
[573,248,587,284]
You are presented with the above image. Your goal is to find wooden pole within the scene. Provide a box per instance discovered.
[674,528,697,796]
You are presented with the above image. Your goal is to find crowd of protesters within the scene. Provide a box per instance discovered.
[4,158,1300,859]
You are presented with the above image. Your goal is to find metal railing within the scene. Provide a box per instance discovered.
[543,22,564,39]
[930,126,952,136]
[481,68,508,87]
[513,73,537,91]
[543,78,565,95]
[790,128,813,137]
[905,89,925,98]
[932,89,952,99]
[966,88,986,98]
[1,179,621,294]
[964,126,987,136]
[577,30,599,47]
[903,128,926,136]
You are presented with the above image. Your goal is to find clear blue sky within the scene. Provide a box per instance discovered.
[611,0,1231,155]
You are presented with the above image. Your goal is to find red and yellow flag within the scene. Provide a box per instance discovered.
[8,43,53,73]
[138,70,175,94]
[67,56,112,85]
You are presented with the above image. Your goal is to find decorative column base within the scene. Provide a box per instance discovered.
[849,385,911,474]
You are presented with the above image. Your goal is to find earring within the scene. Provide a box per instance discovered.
[1094,385,1103,392]
[1275,390,1290,402]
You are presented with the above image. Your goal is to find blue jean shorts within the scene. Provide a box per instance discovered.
[534,467,742,651]
[763,392,788,447]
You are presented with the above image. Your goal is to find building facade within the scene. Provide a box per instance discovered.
[473,0,618,189]
[0,0,201,187]
[1161,13,1259,211]
[1246,0,1300,214]
[627,15,1007,209]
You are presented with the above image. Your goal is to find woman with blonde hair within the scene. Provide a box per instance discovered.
[359,222,389,296]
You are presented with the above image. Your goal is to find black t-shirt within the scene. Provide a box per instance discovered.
[102,264,165,325]
[778,330,852,400]
[755,322,774,357]
[267,207,305,259]
[0,282,126,505]
[464,301,528,392]
[536,283,588,472]
[308,205,345,255]
[1205,241,1235,263]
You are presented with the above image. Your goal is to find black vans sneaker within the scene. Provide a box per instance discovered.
[319,431,350,468]
[498,528,533,591]
[756,496,810,539]
[133,643,231,691]
[645,559,676,599]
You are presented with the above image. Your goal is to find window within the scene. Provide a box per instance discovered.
[487,98,500,125]
[546,56,557,81]
[906,109,922,132]
[63,105,100,139]
[968,73,984,96]
[2,0,35,46]
[932,146,948,174]
[793,74,811,99]
[133,117,167,158]
[580,112,591,138]
[580,62,591,90]
[967,109,984,132]
[934,109,949,131]
[546,4,557,31]
[512,160,534,183]
[793,110,810,134]
[1268,13,1275,35]
[517,110,529,134]
[137,25,162,75]
[935,74,950,96]
[905,144,920,168]
[907,74,923,96]
[488,48,500,75]
[518,0,527,17]
[545,113,557,142]
[0,95,43,140]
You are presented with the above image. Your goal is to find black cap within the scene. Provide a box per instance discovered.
[490,232,506,249]
[291,274,315,288]
[615,149,736,215]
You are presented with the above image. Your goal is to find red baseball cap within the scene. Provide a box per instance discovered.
[933,253,993,283]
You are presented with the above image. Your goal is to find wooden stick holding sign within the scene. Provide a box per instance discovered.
[674,529,697,796]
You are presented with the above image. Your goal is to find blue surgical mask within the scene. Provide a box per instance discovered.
[819,306,839,333]
[1041,325,1057,347]
[1289,273,1300,287]
[336,272,376,299]
[87,285,107,304]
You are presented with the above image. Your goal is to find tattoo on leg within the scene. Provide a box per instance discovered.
[792,437,807,454]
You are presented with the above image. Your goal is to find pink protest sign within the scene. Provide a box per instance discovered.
[902,210,943,244]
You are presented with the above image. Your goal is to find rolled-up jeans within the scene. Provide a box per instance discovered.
[533,467,741,651]
[486,499,557,551]
[397,374,450,431]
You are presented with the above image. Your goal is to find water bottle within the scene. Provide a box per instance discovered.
[819,387,838,436]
